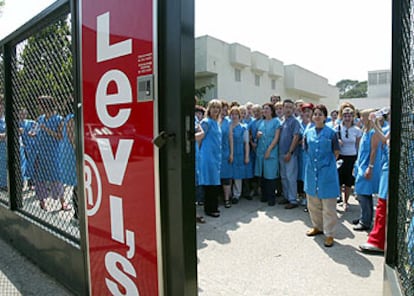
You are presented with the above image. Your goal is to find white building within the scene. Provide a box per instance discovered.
[339,69,390,111]
[195,35,339,111]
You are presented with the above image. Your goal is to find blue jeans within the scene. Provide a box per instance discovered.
[279,154,298,204]
[358,194,373,227]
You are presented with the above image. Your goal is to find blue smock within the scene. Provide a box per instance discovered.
[231,122,248,179]
[60,114,77,186]
[220,117,232,179]
[298,122,314,181]
[254,117,280,179]
[20,119,37,181]
[304,126,340,198]
[0,117,7,187]
[378,126,390,200]
[198,117,222,186]
[34,113,63,182]
[354,129,382,195]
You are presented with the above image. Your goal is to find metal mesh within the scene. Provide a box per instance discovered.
[7,14,80,242]
[396,0,414,294]
[0,51,9,207]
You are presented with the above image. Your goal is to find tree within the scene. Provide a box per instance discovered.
[0,0,5,15]
[336,79,367,98]
[14,16,72,113]
[195,83,214,107]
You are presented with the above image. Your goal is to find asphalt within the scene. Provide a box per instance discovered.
[196,195,384,296]
[0,194,384,295]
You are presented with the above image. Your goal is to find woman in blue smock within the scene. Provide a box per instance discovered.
[304,104,340,248]
[247,104,263,198]
[219,101,232,208]
[229,106,249,204]
[353,109,382,231]
[0,98,7,189]
[360,116,390,253]
[254,103,281,206]
[19,108,37,188]
[34,96,69,211]
[198,99,222,217]
[297,102,314,210]
[60,104,78,220]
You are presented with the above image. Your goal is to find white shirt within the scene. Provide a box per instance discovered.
[338,124,362,156]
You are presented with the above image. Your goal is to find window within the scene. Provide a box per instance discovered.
[368,73,377,85]
[378,72,388,84]
[235,69,241,82]
[255,74,260,86]
[271,79,276,90]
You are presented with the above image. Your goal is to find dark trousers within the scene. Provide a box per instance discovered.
[203,185,220,214]
[261,178,276,202]
[276,177,283,197]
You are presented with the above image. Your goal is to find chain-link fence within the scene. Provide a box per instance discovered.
[0,51,9,207]
[0,13,80,242]
[393,0,414,294]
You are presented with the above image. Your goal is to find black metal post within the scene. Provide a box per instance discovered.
[71,0,91,294]
[158,0,197,295]
[3,42,22,210]
[386,0,405,267]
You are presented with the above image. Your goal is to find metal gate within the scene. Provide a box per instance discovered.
[0,0,197,295]
[385,0,414,295]
[0,1,88,294]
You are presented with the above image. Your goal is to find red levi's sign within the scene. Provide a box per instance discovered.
[81,0,159,295]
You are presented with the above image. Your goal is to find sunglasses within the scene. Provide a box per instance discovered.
[345,129,349,138]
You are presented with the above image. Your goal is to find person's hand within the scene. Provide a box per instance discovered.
[229,154,233,163]
[257,131,263,139]
[338,139,343,146]
[244,157,249,164]
[284,153,291,162]
[364,167,372,179]
[369,112,376,123]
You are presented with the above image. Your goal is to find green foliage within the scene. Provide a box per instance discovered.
[15,17,72,111]
[195,83,214,101]
[336,79,367,98]
[0,0,4,14]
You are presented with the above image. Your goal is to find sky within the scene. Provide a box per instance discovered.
[0,0,392,85]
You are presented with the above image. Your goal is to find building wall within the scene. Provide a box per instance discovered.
[195,35,339,108]
[368,70,391,98]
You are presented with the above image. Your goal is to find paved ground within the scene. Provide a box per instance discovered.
[196,195,384,296]
[0,237,72,296]
[0,194,384,295]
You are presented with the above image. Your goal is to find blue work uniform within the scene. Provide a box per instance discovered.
[198,118,222,186]
[354,129,382,195]
[35,113,63,182]
[60,114,77,186]
[0,117,7,187]
[231,123,248,179]
[255,117,280,179]
[304,126,340,198]
[220,117,232,179]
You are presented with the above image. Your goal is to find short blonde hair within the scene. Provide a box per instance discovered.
[206,99,222,118]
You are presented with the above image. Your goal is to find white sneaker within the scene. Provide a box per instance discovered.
[359,242,384,253]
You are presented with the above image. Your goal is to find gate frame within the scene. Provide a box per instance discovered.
[0,0,89,294]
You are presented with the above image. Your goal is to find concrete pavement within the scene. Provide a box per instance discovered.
[197,195,384,296]
[0,194,384,295]
[0,236,72,295]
